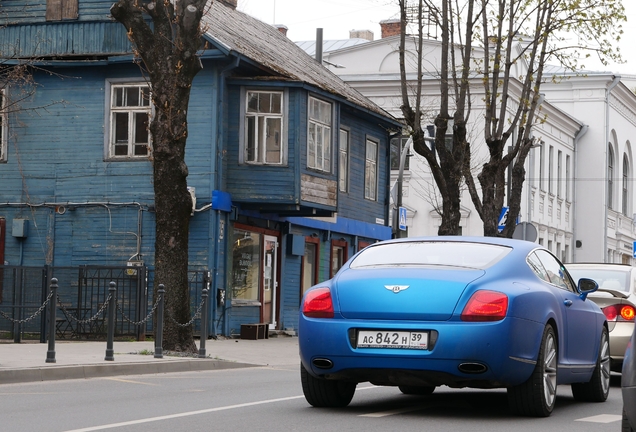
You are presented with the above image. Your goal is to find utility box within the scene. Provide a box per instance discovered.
[12,219,28,238]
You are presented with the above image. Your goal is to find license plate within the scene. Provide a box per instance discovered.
[357,330,428,350]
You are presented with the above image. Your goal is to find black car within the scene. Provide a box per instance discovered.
[623,325,636,432]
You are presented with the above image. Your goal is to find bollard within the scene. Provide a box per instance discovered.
[105,281,117,361]
[46,278,58,364]
[199,288,209,358]
[154,285,165,359]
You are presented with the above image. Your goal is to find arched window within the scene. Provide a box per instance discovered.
[608,145,614,209]
[623,154,630,215]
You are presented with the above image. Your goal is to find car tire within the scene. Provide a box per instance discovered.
[398,385,435,395]
[571,326,610,402]
[300,363,356,408]
[507,324,558,417]
[623,408,635,432]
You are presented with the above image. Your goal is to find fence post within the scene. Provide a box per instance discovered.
[198,288,209,358]
[105,281,116,361]
[45,278,58,364]
[154,284,165,359]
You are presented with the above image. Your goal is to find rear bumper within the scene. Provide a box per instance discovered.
[608,321,635,361]
[299,315,543,388]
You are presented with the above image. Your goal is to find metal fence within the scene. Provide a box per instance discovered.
[0,265,210,341]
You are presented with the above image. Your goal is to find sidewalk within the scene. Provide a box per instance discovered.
[0,336,299,385]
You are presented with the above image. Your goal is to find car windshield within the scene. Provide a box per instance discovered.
[349,241,511,270]
[567,268,630,292]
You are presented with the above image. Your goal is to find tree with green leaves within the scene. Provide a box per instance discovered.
[110,0,210,352]
[398,0,624,237]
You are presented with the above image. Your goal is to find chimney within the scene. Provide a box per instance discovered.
[349,30,374,41]
[380,19,401,38]
[274,24,288,37]
[219,0,237,9]
[315,28,323,64]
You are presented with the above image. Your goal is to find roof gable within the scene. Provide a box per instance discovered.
[201,2,395,121]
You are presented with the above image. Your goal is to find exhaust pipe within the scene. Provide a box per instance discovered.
[312,358,334,369]
[458,362,488,374]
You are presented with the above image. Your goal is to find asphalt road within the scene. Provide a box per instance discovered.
[0,365,626,432]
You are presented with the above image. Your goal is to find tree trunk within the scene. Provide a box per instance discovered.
[111,0,206,352]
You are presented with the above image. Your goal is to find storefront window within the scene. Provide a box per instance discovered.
[231,229,261,301]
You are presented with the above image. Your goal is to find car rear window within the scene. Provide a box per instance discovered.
[567,268,629,292]
[349,241,511,270]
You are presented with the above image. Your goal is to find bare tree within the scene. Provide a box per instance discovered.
[399,0,624,237]
[110,0,210,352]
[398,0,481,235]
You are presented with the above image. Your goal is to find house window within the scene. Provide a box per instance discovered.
[301,237,320,298]
[623,154,630,215]
[108,83,151,159]
[339,129,349,192]
[46,0,78,21]
[365,138,378,200]
[608,145,614,209]
[0,90,6,162]
[539,143,545,191]
[244,90,284,164]
[565,155,571,201]
[307,96,332,172]
[548,145,554,195]
[557,150,562,198]
[330,239,348,278]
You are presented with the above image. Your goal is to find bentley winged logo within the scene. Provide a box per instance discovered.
[385,285,410,293]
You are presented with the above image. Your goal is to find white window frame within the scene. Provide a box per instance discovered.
[623,154,630,215]
[0,89,6,162]
[307,96,332,172]
[105,80,152,160]
[608,144,614,209]
[240,89,286,165]
[339,128,349,192]
[365,137,378,201]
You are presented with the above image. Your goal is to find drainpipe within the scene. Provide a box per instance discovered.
[604,76,621,263]
[572,124,588,263]
[213,55,240,337]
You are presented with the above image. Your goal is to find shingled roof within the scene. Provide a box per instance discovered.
[201,2,397,122]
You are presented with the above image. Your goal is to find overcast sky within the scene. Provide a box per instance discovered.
[237,0,636,76]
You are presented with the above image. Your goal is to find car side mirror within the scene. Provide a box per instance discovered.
[578,278,598,300]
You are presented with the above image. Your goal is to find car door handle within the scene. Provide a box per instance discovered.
[563,300,573,307]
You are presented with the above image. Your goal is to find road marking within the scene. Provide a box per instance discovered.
[61,385,380,432]
[575,414,622,423]
[360,406,423,417]
[103,378,158,386]
[62,395,306,432]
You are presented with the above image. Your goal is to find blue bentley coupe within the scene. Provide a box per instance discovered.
[299,237,609,417]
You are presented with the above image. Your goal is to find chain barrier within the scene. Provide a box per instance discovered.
[167,295,205,328]
[0,290,54,324]
[57,294,112,325]
[115,294,162,326]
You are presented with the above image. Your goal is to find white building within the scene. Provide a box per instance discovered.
[298,20,636,264]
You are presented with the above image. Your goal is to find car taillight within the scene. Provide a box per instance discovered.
[603,304,636,322]
[461,290,508,322]
[302,287,334,318]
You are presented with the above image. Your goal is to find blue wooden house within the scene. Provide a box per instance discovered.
[0,0,400,337]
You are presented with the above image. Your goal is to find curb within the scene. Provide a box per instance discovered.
[0,359,257,384]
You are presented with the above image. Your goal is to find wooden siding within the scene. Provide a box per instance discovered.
[0,22,132,57]
[1,0,115,24]
[335,108,390,225]
[225,85,299,204]
[0,62,220,268]
[300,174,337,207]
